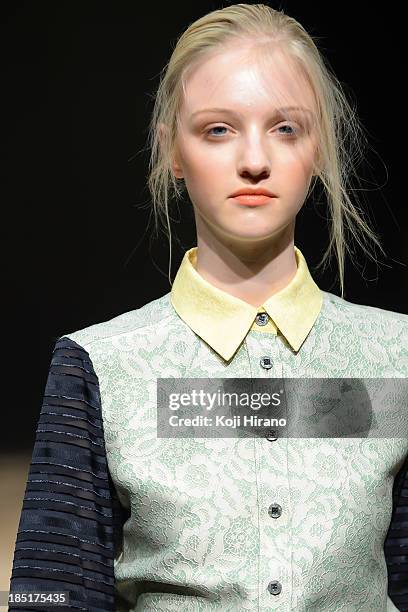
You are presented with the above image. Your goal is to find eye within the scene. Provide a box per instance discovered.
[205,125,229,137]
[277,123,299,137]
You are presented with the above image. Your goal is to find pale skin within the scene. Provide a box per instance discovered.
[164,43,321,307]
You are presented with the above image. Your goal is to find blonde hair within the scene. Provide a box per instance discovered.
[146,3,385,298]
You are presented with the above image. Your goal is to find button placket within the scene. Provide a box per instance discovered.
[259,343,277,438]
[243,335,289,607]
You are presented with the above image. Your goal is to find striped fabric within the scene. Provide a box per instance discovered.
[8,337,127,611]
[385,454,408,611]
[7,336,408,610]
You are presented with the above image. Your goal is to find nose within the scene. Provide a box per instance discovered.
[239,160,270,180]
[239,165,270,180]
[237,137,271,179]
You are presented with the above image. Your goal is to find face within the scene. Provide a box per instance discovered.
[169,43,320,250]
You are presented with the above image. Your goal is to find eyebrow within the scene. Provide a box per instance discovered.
[190,106,314,118]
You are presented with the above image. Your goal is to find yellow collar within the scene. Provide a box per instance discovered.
[170,245,323,361]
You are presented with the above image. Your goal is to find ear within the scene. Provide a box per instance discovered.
[158,121,184,180]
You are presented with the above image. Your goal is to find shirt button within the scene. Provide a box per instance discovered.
[260,356,273,369]
[265,430,278,442]
[268,503,282,518]
[267,580,282,595]
[255,312,269,326]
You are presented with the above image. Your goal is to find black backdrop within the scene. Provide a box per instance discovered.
[3,1,407,451]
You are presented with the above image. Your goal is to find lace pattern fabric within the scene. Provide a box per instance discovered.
[7,290,408,611]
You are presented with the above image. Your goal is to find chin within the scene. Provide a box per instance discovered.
[224,228,284,241]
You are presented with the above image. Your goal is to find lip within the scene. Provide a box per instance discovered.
[230,187,277,198]
[232,195,273,206]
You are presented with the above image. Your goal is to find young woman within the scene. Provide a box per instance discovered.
[9,4,407,611]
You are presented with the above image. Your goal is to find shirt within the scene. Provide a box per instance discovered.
[8,245,408,612]
[170,245,323,360]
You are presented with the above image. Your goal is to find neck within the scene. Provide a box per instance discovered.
[194,224,298,308]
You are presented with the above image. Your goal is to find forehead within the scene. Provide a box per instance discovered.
[180,44,317,118]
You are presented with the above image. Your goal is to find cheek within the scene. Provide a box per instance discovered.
[180,163,220,211]
[187,148,230,180]
[277,144,316,183]
[178,133,229,169]
[181,147,230,202]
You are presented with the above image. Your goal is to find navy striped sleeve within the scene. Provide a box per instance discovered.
[385,452,408,611]
[8,336,127,612]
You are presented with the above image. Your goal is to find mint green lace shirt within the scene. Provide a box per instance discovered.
[62,280,408,611]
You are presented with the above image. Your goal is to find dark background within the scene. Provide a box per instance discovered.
[3,1,407,451]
